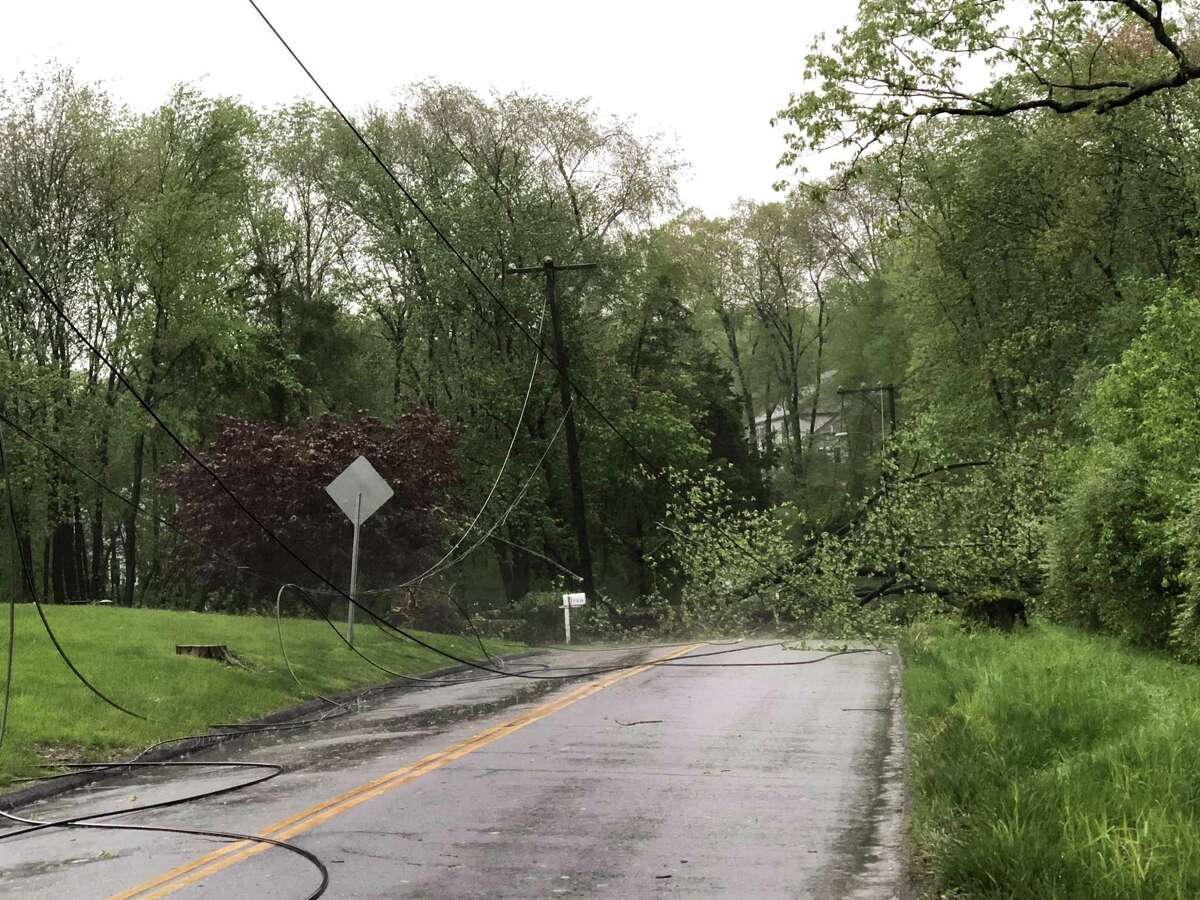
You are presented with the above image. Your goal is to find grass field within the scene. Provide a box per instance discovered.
[903,622,1200,900]
[0,604,520,788]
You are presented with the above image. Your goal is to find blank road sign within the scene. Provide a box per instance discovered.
[325,456,394,525]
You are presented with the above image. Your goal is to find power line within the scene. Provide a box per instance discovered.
[381,292,549,588]
[243,0,781,581]
[0,412,145,719]
[489,534,582,584]
[432,401,572,572]
[351,399,575,594]
[508,259,597,596]
[0,767,329,900]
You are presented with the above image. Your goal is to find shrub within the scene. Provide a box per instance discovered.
[1169,487,1200,662]
[1044,443,1178,645]
[1044,284,1200,651]
[161,410,460,605]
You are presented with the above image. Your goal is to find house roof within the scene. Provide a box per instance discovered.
[753,408,840,435]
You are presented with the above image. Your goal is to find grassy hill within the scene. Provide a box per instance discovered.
[0,604,520,787]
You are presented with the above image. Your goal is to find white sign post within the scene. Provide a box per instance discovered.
[325,456,394,645]
[561,592,586,644]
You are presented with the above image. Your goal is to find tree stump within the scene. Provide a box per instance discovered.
[175,644,239,664]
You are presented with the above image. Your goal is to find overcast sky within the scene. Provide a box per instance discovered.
[0,2,855,216]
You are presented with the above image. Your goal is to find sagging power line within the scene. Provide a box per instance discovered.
[243,0,782,584]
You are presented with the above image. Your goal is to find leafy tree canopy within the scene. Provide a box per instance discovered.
[776,0,1200,172]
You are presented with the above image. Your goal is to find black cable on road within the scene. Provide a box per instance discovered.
[0,781,329,900]
[638,648,879,667]
[0,761,282,837]
[0,638,867,900]
[539,638,746,653]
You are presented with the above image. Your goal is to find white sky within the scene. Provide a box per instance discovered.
[0,1,855,217]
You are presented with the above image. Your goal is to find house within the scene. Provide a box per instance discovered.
[751,405,841,453]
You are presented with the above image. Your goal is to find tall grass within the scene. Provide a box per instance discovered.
[903,622,1200,900]
[0,605,519,787]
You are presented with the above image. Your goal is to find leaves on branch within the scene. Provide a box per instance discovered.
[775,0,1200,176]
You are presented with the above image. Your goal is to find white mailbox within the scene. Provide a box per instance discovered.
[560,592,586,643]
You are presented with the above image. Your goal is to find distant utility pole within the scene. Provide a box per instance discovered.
[507,257,597,598]
[836,384,898,442]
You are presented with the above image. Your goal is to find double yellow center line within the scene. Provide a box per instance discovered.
[113,644,698,899]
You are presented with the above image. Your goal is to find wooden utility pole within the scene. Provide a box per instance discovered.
[507,257,597,597]
[837,384,898,442]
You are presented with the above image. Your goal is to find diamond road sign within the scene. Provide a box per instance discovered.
[325,455,394,525]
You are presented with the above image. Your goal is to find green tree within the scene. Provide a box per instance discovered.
[1046,284,1200,648]
[776,0,1200,172]
[116,88,257,604]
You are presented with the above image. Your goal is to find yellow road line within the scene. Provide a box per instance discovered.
[112,645,699,899]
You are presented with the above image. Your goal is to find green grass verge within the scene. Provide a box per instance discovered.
[902,621,1200,900]
[0,604,521,788]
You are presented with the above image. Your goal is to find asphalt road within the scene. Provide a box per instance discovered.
[0,642,908,898]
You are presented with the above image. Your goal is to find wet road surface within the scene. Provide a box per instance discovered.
[0,643,907,898]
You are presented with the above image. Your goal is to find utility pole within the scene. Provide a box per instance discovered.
[507,257,597,598]
[837,383,898,444]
